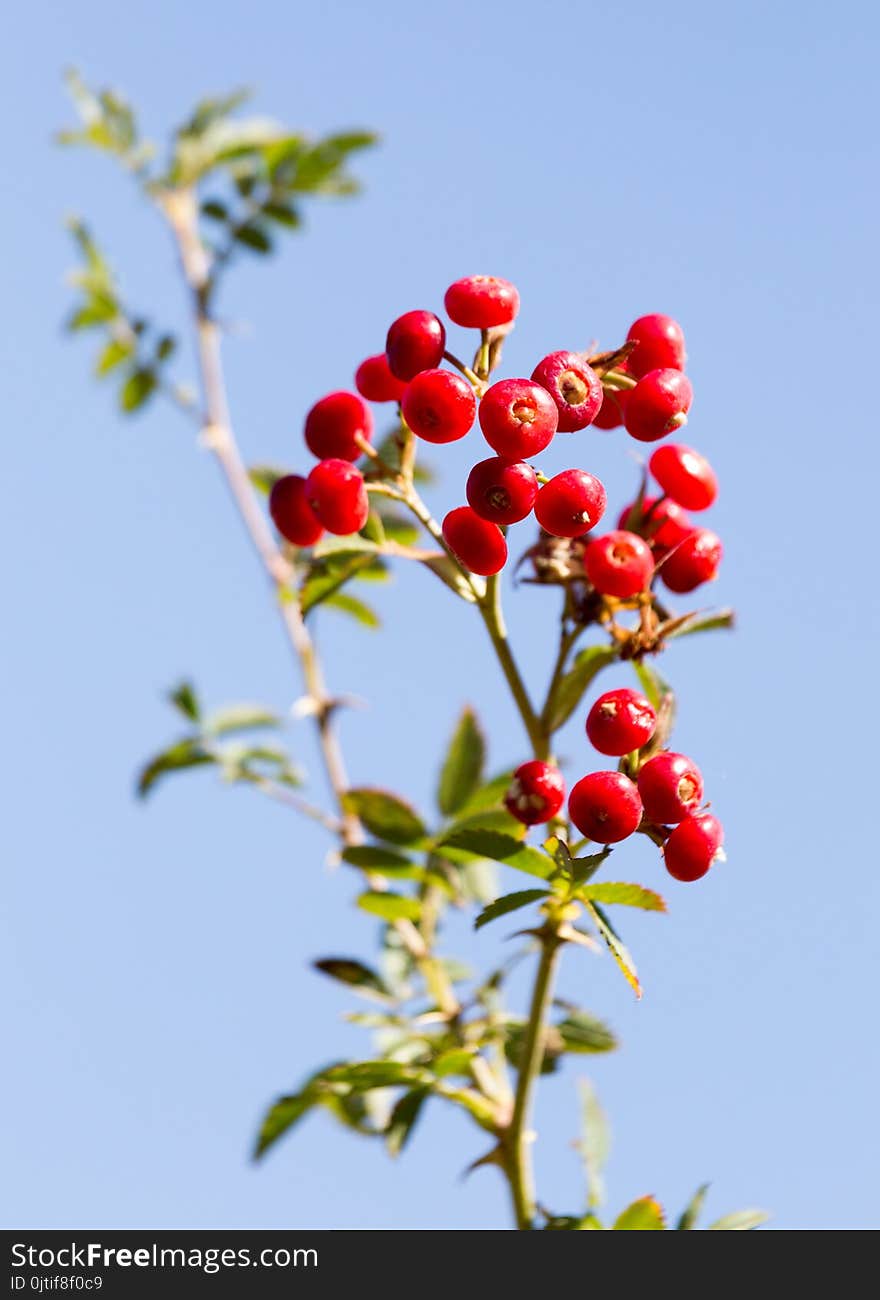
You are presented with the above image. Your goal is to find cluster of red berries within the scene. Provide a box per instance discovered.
[504,686,724,882]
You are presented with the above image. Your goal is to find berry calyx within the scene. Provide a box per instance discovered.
[660,528,723,593]
[586,688,657,757]
[386,310,446,382]
[355,354,407,404]
[584,530,654,598]
[531,351,603,432]
[617,495,693,552]
[649,443,718,511]
[568,771,643,844]
[504,760,565,826]
[269,474,324,547]
[402,368,476,444]
[663,812,724,882]
[592,385,630,430]
[624,368,693,443]
[442,506,507,576]
[304,390,373,462]
[478,377,558,458]
[625,313,687,379]
[637,751,704,824]
[305,459,370,536]
[466,457,538,525]
[534,469,607,538]
[444,275,520,329]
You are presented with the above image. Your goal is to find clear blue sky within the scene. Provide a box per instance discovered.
[2,0,878,1231]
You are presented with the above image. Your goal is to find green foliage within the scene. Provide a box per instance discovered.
[578,882,667,912]
[676,1183,710,1230]
[474,889,550,931]
[583,902,642,999]
[556,1009,618,1054]
[707,1209,770,1231]
[437,708,486,816]
[546,645,619,732]
[666,608,735,640]
[577,1079,610,1210]
[438,828,553,881]
[613,1196,667,1230]
[312,958,392,1002]
[357,891,422,922]
[342,789,427,846]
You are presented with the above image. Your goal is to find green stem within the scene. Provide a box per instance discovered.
[479,574,548,760]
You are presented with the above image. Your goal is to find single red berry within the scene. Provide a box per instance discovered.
[269,474,324,547]
[355,354,407,404]
[386,310,446,381]
[534,469,607,538]
[624,368,693,443]
[637,751,704,824]
[466,457,538,525]
[304,390,373,462]
[663,812,724,882]
[625,314,687,379]
[504,760,565,826]
[584,530,654,598]
[478,377,558,458]
[660,528,723,593]
[444,275,520,329]
[586,688,657,757]
[305,458,370,536]
[617,495,693,552]
[442,505,507,576]
[592,385,630,430]
[568,771,643,844]
[401,368,476,444]
[531,351,603,432]
[649,443,718,511]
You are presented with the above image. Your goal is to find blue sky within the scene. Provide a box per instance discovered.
[2,0,878,1230]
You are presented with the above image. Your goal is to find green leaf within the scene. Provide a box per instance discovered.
[707,1209,770,1231]
[343,788,426,845]
[438,828,553,880]
[422,553,483,603]
[613,1196,666,1230]
[430,1049,474,1078]
[233,221,273,253]
[136,739,214,798]
[324,1060,418,1088]
[300,552,385,615]
[632,658,673,711]
[676,1183,710,1230]
[577,1079,610,1210]
[385,1088,428,1156]
[584,902,642,998]
[557,1011,618,1054]
[437,708,485,816]
[322,591,380,628]
[119,367,158,413]
[168,680,201,722]
[474,889,550,931]
[357,891,422,922]
[254,1080,323,1158]
[95,337,134,376]
[312,958,391,1001]
[69,298,117,331]
[248,464,288,496]
[548,645,619,732]
[340,845,414,872]
[201,198,229,222]
[204,703,279,735]
[458,769,515,815]
[579,882,667,912]
[155,333,176,362]
[262,199,301,228]
[666,608,735,640]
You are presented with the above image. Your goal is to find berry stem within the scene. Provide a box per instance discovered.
[602,368,637,391]
[441,348,484,392]
[479,574,548,760]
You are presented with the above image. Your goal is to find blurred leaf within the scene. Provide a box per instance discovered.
[557,1010,618,1054]
[312,958,391,1001]
[584,902,641,999]
[301,552,385,615]
[665,608,735,640]
[707,1209,770,1231]
[204,703,279,735]
[155,333,176,362]
[324,1060,418,1088]
[322,591,380,628]
[119,367,157,413]
[548,645,619,732]
[137,739,213,798]
[577,1079,610,1210]
[341,845,414,872]
[474,889,550,931]
[95,337,134,376]
[385,1088,427,1157]
[233,221,273,253]
[439,828,553,881]
[343,788,426,845]
[613,1196,666,1230]
[357,891,422,922]
[632,658,673,711]
[437,708,485,817]
[422,554,483,603]
[430,1049,474,1078]
[579,882,667,912]
[201,198,229,222]
[248,464,288,496]
[458,769,516,815]
[168,680,201,722]
[676,1183,709,1230]
[262,199,301,227]
[254,1074,326,1158]
[69,298,117,331]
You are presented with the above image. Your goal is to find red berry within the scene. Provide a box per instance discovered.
[637,752,704,824]
[625,314,687,379]
[386,310,446,382]
[401,368,476,444]
[617,495,693,552]
[531,351,603,432]
[304,390,373,462]
[568,771,643,844]
[660,528,722,593]
[305,459,370,536]
[442,506,507,576]
[504,760,565,826]
[355,354,407,404]
[586,688,656,757]
[649,443,718,511]
[269,474,324,547]
[478,378,558,458]
[534,469,607,538]
[466,457,538,525]
[444,275,520,329]
[624,369,693,443]
[663,812,723,882]
[584,530,654,598]
[592,385,630,430]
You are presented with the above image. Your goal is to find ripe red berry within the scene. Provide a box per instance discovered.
[504,760,565,826]
[617,495,693,552]
[466,457,538,525]
[442,506,507,576]
[305,459,370,536]
[304,390,373,462]
[478,378,558,458]
[649,443,718,511]
[584,530,654,598]
[663,812,724,882]
[355,354,407,404]
[660,528,723,593]
[637,751,704,824]
[624,369,693,443]
[402,368,476,444]
[534,469,607,538]
[625,314,687,379]
[386,310,446,382]
[568,771,643,844]
[592,385,630,430]
[586,688,656,757]
[531,351,603,432]
[444,275,520,329]
[269,474,324,547]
